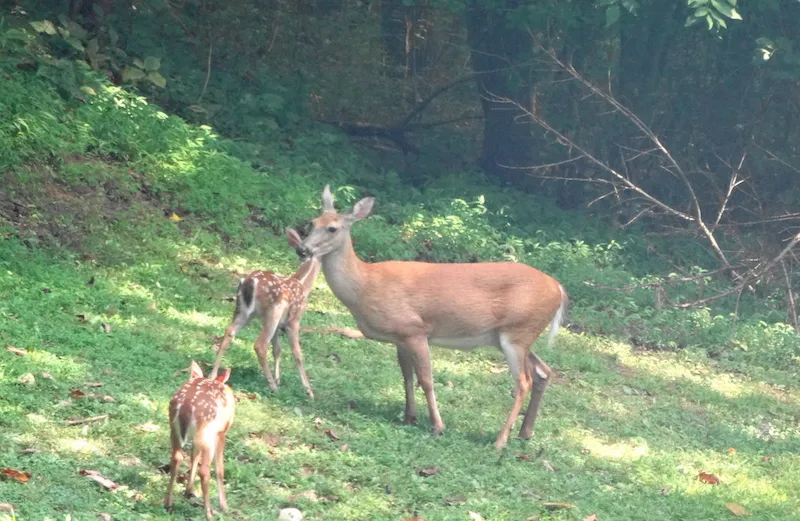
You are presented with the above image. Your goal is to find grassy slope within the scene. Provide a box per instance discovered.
[1,69,799,521]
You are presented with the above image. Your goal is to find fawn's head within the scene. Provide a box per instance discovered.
[295,185,374,260]
[188,360,231,384]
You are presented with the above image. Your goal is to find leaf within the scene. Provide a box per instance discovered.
[584,515,598,521]
[133,58,145,69]
[168,212,183,222]
[698,471,720,485]
[339,443,348,452]
[416,466,439,477]
[725,503,751,516]
[143,56,161,71]
[101,322,112,333]
[402,517,426,521]
[108,28,119,46]
[86,38,99,57]
[324,429,339,441]
[7,346,27,356]
[444,495,466,505]
[516,454,533,462]
[0,503,15,512]
[147,71,167,88]
[78,470,119,491]
[1,468,31,484]
[98,513,111,521]
[468,512,485,521]
[64,35,85,51]
[542,459,557,472]
[543,502,575,511]
[121,67,145,82]
[134,422,160,432]
[17,373,35,386]
[30,20,57,35]
[605,5,621,26]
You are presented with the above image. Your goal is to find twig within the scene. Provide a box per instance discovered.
[161,0,195,38]
[196,42,213,104]
[66,414,109,426]
[781,260,799,332]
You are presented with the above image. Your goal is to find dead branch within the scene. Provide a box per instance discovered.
[66,414,109,426]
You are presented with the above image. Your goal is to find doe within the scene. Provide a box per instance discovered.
[295,185,568,450]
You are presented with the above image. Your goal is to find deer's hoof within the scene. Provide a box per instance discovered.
[431,424,445,437]
[494,435,509,451]
[403,414,418,426]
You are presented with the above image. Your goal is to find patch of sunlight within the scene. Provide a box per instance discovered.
[130,393,159,412]
[57,437,108,456]
[26,413,49,424]
[24,350,85,378]
[588,337,747,398]
[568,429,649,461]
[163,307,223,328]
[113,280,156,302]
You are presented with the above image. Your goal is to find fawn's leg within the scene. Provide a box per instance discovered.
[164,434,183,509]
[271,334,283,386]
[253,304,284,392]
[199,446,213,520]
[184,445,201,498]
[215,432,228,512]
[287,321,314,398]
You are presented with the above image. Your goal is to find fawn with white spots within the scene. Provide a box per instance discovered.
[210,228,321,398]
[165,361,235,520]
[294,185,569,450]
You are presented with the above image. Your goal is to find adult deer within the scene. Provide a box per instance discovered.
[165,361,235,520]
[210,228,320,398]
[295,185,568,449]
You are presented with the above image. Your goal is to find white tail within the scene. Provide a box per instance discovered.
[295,185,569,450]
[164,361,235,520]
[210,228,321,398]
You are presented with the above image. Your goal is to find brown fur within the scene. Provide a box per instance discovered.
[296,185,568,449]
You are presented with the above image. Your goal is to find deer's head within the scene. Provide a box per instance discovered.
[295,185,374,260]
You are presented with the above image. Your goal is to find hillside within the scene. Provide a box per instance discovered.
[1,13,799,521]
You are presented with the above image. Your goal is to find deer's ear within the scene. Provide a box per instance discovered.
[322,184,335,213]
[188,360,204,380]
[216,367,231,384]
[285,227,303,249]
[346,196,374,223]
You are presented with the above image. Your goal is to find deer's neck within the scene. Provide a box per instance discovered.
[320,236,367,309]
[292,258,322,298]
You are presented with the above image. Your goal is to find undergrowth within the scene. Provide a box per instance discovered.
[0,21,799,521]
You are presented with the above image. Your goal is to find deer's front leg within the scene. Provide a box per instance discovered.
[395,344,417,425]
[271,334,282,386]
[404,337,444,436]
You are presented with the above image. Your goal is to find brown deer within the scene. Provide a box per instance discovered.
[210,228,321,398]
[164,361,235,520]
[294,185,568,450]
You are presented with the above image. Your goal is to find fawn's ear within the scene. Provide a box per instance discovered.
[188,360,204,380]
[285,227,303,249]
[216,367,231,384]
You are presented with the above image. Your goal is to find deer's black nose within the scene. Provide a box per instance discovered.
[296,245,311,260]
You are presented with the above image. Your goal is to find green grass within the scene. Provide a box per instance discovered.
[1,41,799,520]
[1,165,799,521]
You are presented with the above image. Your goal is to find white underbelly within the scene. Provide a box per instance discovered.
[429,332,498,350]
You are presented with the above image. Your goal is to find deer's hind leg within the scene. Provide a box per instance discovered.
[519,351,551,439]
[495,331,535,450]
[253,304,285,392]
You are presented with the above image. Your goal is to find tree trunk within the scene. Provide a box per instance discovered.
[465,0,534,185]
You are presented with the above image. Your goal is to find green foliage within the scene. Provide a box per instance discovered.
[685,0,743,30]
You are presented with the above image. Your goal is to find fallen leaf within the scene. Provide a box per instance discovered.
[725,503,751,517]
[584,515,598,521]
[321,494,340,502]
[20,448,37,456]
[698,471,720,485]
[339,443,348,452]
[6,346,26,356]
[101,322,112,334]
[489,365,505,374]
[17,373,35,386]
[444,495,466,505]
[40,372,54,380]
[416,466,439,477]
[313,417,323,427]
[168,212,183,222]
[468,511,485,521]
[119,457,141,467]
[761,456,770,462]
[402,517,426,521]
[85,382,103,388]
[542,459,557,472]
[147,301,157,311]
[324,429,339,441]
[70,388,87,399]
[299,465,315,477]
[78,469,119,491]
[516,454,532,462]
[260,433,282,447]
[97,513,111,521]
[1,468,31,484]
[728,447,736,454]
[102,395,115,403]
[66,414,108,425]
[134,422,160,432]
[543,502,575,511]
[55,400,73,407]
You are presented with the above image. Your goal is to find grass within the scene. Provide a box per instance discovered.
[1,162,799,521]
[0,42,798,520]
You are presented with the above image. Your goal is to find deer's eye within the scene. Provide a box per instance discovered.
[327,226,338,233]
